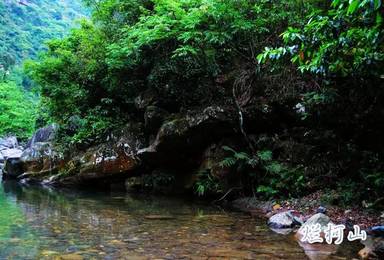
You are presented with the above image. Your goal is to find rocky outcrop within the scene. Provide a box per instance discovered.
[144,106,169,134]
[2,126,60,180]
[2,124,145,186]
[26,124,57,148]
[138,106,235,168]
[53,124,145,186]
[2,106,238,189]
[18,142,64,180]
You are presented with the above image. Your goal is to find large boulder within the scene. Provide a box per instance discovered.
[19,142,64,179]
[300,213,331,232]
[56,124,145,186]
[2,125,61,181]
[26,124,57,148]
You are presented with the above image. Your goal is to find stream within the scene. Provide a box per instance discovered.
[0,180,363,259]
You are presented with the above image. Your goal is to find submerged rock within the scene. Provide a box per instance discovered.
[297,242,338,260]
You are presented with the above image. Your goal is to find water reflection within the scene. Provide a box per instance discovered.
[0,181,362,259]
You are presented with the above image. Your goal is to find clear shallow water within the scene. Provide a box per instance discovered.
[0,180,363,260]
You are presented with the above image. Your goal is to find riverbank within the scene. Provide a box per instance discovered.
[232,192,384,259]
[233,191,383,229]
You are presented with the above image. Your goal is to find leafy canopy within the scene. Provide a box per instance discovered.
[0,81,36,139]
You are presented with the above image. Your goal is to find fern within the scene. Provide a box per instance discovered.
[220,146,255,168]
[219,157,237,168]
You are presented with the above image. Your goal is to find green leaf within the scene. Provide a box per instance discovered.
[257,150,273,161]
[347,0,360,14]
[377,12,383,24]
[331,0,341,8]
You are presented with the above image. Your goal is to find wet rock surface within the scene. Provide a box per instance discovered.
[56,124,145,186]
[26,124,57,148]
[267,210,303,229]
[2,126,62,181]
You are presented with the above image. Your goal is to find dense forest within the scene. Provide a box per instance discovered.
[1,1,384,258]
[0,0,86,138]
[2,0,384,207]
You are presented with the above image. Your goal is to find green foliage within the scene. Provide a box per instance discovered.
[0,0,87,140]
[259,0,383,77]
[27,0,310,144]
[24,0,384,206]
[0,0,86,66]
[219,146,257,168]
[194,170,222,197]
[220,146,306,199]
[0,81,36,139]
[142,172,176,192]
